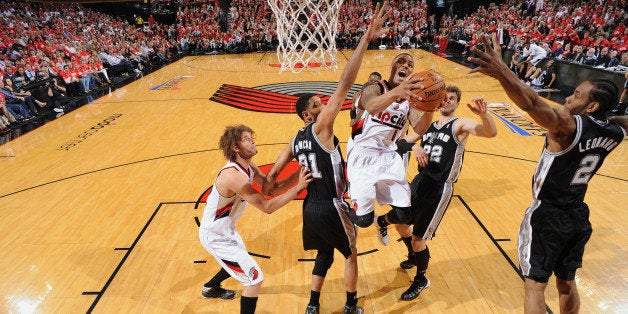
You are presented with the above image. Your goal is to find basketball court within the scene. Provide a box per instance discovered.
[0,48,626,313]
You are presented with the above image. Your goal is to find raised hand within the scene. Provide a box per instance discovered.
[365,1,392,42]
[467,97,488,116]
[392,73,424,103]
[467,33,510,78]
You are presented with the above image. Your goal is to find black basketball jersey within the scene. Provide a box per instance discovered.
[532,115,625,206]
[420,118,465,182]
[292,123,347,200]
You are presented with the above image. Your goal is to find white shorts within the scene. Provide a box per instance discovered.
[347,148,411,217]
[199,227,264,286]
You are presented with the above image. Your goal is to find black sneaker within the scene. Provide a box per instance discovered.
[201,285,235,299]
[343,304,364,314]
[401,278,430,301]
[305,304,319,314]
[400,257,416,269]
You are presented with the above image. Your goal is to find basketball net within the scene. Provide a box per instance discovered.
[267,0,344,74]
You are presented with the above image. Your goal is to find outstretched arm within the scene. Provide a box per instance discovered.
[224,167,311,214]
[315,1,391,144]
[457,97,498,139]
[468,34,575,142]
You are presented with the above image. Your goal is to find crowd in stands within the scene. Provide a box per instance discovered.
[445,1,628,77]
[1,0,626,142]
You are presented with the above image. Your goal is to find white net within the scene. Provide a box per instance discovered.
[267,0,344,74]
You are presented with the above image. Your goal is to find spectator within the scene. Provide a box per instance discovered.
[529,59,557,89]
[582,47,598,66]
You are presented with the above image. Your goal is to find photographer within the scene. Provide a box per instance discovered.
[31,72,74,114]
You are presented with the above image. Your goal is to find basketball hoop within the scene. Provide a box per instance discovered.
[267,0,344,74]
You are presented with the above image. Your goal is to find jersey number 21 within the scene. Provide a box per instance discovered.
[297,153,323,179]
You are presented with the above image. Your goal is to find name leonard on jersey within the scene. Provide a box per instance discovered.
[578,136,619,152]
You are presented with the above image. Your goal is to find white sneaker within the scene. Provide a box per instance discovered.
[53,107,64,113]
[374,215,390,246]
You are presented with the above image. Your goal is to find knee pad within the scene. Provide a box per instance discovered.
[386,206,412,224]
[350,211,374,228]
[312,250,334,277]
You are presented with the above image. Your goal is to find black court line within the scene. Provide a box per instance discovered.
[455,195,521,278]
[0,143,284,199]
[4,144,624,200]
[85,202,168,313]
[95,97,211,104]
[357,248,378,257]
[339,50,350,61]
[86,201,273,312]
[456,195,554,313]
[257,52,268,65]
[466,150,627,182]
[250,252,271,259]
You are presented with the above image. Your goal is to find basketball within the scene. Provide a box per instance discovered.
[408,70,446,112]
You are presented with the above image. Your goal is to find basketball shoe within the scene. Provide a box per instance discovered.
[305,304,319,314]
[401,278,430,301]
[374,215,390,246]
[201,285,235,299]
[343,304,364,314]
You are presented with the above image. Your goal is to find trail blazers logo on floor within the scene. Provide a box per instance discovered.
[488,103,547,136]
[210,81,362,113]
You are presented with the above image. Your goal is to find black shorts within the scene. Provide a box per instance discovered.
[409,172,453,240]
[518,201,592,282]
[302,198,356,258]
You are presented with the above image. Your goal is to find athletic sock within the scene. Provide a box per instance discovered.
[346,291,358,306]
[204,268,230,288]
[309,290,321,306]
[413,246,430,282]
[240,296,258,314]
[401,236,413,257]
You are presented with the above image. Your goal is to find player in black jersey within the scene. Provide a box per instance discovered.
[262,3,390,314]
[393,85,497,301]
[469,34,628,313]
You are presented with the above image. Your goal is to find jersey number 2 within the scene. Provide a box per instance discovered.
[297,153,323,179]
[571,154,600,185]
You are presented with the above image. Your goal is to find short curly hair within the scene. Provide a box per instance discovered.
[219,124,254,161]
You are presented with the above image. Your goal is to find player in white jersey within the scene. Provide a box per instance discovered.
[347,52,434,245]
[199,124,311,314]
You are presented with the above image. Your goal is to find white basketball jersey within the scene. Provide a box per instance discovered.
[200,161,253,235]
[348,81,410,153]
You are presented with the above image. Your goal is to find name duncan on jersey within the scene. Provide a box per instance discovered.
[371,110,406,129]
[294,139,312,153]
[578,136,619,152]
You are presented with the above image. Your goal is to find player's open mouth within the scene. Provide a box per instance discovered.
[398,70,407,78]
